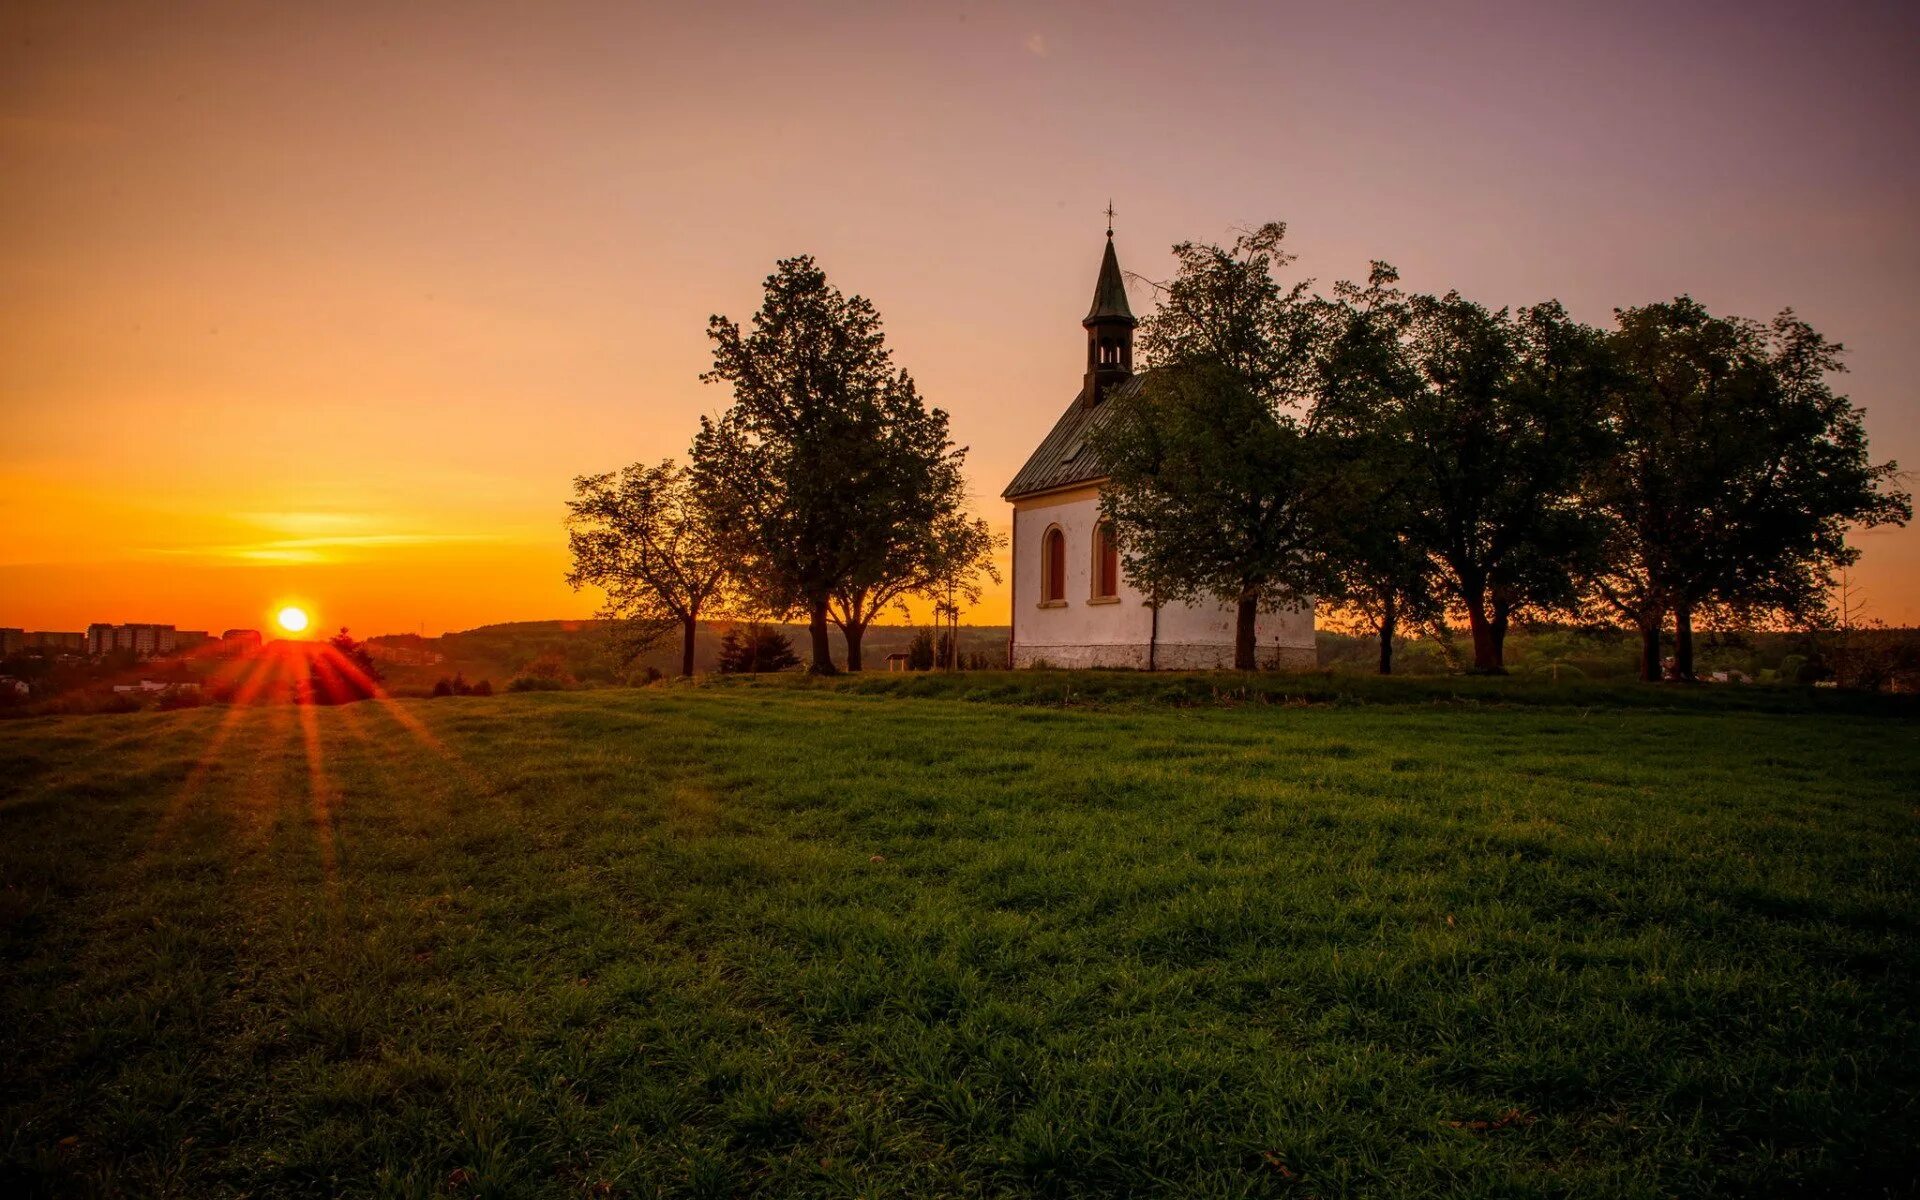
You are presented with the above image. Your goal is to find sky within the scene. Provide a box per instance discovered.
[3,0,1917,636]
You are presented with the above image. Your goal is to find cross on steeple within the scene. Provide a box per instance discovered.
[1105,200,1115,239]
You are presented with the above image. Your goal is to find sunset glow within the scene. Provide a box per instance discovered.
[3,3,1916,634]
[275,606,310,636]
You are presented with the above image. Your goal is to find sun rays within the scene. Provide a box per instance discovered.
[147,640,494,888]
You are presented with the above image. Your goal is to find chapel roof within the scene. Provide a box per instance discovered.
[1001,373,1145,500]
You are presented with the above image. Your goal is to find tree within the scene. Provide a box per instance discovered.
[692,256,968,673]
[1388,291,1610,672]
[1593,300,1909,680]
[1314,264,1441,674]
[716,623,801,674]
[566,460,730,678]
[308,628,381,705]
[1090,223,1335,669]
[1587,298,1758,680]
[509,652,575,692]
[922,513,1003,671]
[906,627,936,671]
[1699,311,1908,669]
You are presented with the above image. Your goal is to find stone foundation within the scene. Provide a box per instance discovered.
[1012,643,1318,671]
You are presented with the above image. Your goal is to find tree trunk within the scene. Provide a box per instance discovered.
[1674,599,1695,682]
[1377,593,1397,676]
[680,615,697,678]
[844,620,866,672]
[1637,613,1663,683]
[1489,607,1509,672]
[1464,599,1502,673]
[1234,592,1258,671]
[807,600,836,675]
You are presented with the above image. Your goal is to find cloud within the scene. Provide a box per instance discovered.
[1025,33,1048,57]
[148,531,509,565]
[237,511,380,536]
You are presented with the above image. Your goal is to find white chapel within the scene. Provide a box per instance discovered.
[1002,231,1317,670]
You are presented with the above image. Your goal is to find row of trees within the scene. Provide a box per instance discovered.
[567,257,1002,675]
[1091,223,1910,678]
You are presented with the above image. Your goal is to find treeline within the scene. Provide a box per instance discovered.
[1091,224,1910,678]
[567,257,1001,676]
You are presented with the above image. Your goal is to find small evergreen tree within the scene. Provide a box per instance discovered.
[717,623,801,674]
[906,628,936,671]
[308,628,381,704]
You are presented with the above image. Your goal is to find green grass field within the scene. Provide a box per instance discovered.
[3,679,1917,1197]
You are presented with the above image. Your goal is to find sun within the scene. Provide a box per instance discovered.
[275,605,310,635]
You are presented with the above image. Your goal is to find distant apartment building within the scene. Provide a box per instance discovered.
[174,630,211,653]
[25,631,86,654]
[87,623,177,657]
[0,628,22,655]
[222,628,263,653]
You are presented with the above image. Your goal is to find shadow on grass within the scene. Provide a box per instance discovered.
[686,668,1918,718]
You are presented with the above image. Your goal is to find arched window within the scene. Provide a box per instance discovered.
[1093,520,1119,599]
[1041,525,1067,603]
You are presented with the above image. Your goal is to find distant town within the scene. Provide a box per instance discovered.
[0,622,269,705]
[0,623,261,659]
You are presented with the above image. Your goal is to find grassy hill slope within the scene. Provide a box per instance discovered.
[2,685,1916,1196]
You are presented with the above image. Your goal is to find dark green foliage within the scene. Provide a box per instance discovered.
[1363,284,1612,673]
[304,628,381,705]
[1096,364,1334,640]
[905,627,935,671]
[1314,264,1444,673]
[1094,224,1336,669]
[566,460,733,678]
[507,652,575,693]
[691,257,971,673]
[1594,300,1910,680]
[716,624,801,675]
[430,673,492,698]
[3,686,1915,1196]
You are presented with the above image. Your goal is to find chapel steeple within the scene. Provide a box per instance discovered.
[1082,205,1135,406]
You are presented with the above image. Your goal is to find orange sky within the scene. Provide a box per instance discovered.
[4,1,1917,635]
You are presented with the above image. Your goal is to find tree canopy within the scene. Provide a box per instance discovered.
[691,256,970,673]
[567,230,1908,685]
[566,460,731,678]
[1593,299,1910,679]
[1372,289,1612,672]
[1092,223,1337,669]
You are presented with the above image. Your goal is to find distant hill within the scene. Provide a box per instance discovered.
[364,620,1920,693]
[367,620,1011,691]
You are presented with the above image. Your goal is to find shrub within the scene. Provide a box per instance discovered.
[431,673,493,698]
[907,628,936,671]
[156,686,207,710]
[514,652,576,690]
[717,624,801,674]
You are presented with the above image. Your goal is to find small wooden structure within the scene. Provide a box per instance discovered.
[885,652,911,672]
